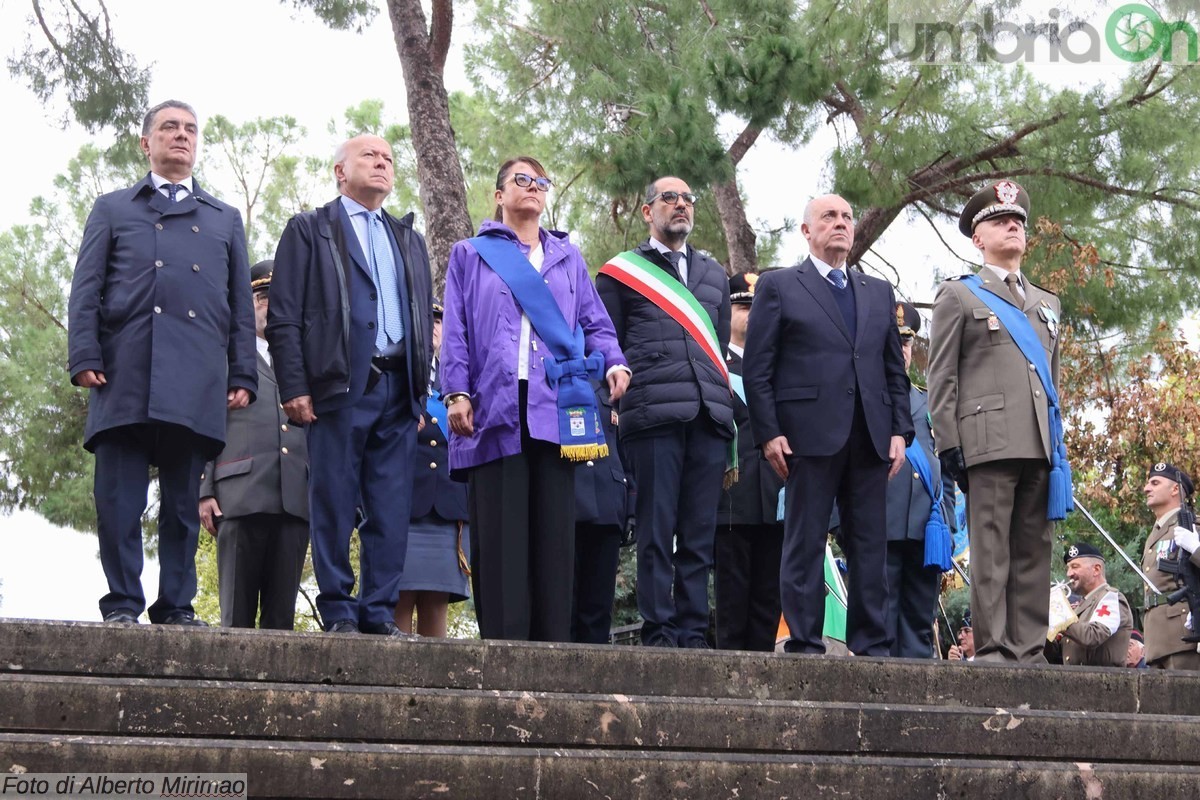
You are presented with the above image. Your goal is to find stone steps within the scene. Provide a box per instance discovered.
[3,620,1200,799]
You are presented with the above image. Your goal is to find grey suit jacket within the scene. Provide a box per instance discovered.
[200,350,308,521]
[927,269,1061,468]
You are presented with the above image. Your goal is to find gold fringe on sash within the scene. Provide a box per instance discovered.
[560,443,610,461]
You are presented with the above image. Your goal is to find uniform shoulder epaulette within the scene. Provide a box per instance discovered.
[944,274,972,282]
[1027,279,1058,296]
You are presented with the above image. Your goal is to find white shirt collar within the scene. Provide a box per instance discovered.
[809,253,848,283]
[982,263,1022,286]
[255,336,271,366]
[649,236,685,261]
[728,343,744,358]
[150,172,195,193]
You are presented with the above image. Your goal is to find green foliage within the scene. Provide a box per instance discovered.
[287,0,378,32]
[7,0,150,133]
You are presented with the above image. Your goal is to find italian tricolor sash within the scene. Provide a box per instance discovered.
[599,250,729,384]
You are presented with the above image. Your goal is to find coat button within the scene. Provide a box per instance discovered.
[200,473,206,481]
[154,306,162,314]
[368,322,375,329]
[155,223,163,231]
[187,310,196,318]
[155,260,164,267]
[429,461,438,469]
[429,439,438,447]
[586,460,595,466]
[281,447,289,454]
[1029,363,1036,371]
[913,472,920,479]
[846,388,854,395]
[192,264,200,272]
[976,404,982,411]
[511,335,518,341]
[1035,390,1041,397]
[192,225,200,233]
[281,424,288,432]
[431,417,438,424]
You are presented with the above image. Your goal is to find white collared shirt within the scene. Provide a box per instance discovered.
[809,253,848,287]
[256,335,271,367]
[982,263,1025,301]
[649,236,688,286]
[150,172,195,202]
[517,243,546,380]
[728,343,745,359]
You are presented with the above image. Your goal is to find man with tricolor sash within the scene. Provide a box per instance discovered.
[928,180,1071,664]
[597,176,735,648]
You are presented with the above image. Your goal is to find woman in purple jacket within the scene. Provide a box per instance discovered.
[440,156,629,642]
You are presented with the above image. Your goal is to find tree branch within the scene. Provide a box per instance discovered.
[429,0,453,78]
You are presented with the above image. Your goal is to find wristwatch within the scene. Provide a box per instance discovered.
[443,393,469,408]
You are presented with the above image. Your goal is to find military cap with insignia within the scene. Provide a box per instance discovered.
[894,301,921,337]
[1149,462,1194,496]
[729,272,758,305]
[1063,541,1105,564]
[959,180,1031,237]
[250,259,273,293]
[432,297,444,318]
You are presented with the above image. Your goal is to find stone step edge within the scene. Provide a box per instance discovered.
[3,674,1199,765]
[6,620,1195,717]
[4,733,1200,800]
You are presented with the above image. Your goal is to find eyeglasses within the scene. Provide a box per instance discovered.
[652,191,698,206]
[508,173,553,192]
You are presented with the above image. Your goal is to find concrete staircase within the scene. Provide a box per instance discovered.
[2,619,1199,798]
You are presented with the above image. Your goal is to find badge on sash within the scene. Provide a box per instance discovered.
[987,313,1000,331]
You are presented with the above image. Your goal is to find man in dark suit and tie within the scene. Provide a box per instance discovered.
[598,176,735,648]
[743,194,913,656]
[199,260,310,630]
[267,134,434,637]
[69,100,257,627]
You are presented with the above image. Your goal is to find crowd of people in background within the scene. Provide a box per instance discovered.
[65,99,1200,673]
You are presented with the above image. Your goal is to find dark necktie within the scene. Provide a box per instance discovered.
[663,249,683,281]
[1004,273,1023,306]
[166,184,182,202]
[829,268,847,290]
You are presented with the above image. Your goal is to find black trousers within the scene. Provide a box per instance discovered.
[216,513,309,629]
[781,404,890,656]
[468,381,575,642]
[571,523,623,644]
[93,423,207,622]
[885,539,940,658]
[715,523,784,652]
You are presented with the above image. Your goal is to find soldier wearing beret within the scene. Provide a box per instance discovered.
[928,180,1068,663]
[715,272,785,652]
[1141,462,1200,670]
[1057,542,1132,667]
[200,260,310,629]
[885,302,955,658]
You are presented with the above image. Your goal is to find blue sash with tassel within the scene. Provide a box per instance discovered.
[962,274,1072,519]
[906,440,953,570]
[469,234,608,461]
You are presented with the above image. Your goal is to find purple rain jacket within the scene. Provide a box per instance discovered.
[440,220,627,473]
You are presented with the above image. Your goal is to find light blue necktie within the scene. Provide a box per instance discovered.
[829,268,846,290]
[366,212,404,350]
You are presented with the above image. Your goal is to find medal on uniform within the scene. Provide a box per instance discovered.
[611,409,619,427]
[1038,303,1059,338]
[987,313,1000,331]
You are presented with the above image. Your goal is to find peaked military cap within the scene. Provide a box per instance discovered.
[1149,462,1194,496]
[895,301,921,336]
[1063,541,1104,564]
[250,259,273,293]
[959,180,1030,237]
[729,272,758,305]
[432,298,444,318]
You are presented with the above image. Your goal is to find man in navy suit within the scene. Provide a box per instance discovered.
[267,134,433,637]
[69,100,257,627]
[743,194,913,656]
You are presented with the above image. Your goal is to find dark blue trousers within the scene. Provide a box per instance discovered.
[306,369,416,629]
[781,406,891,656]
[571,523,622,644]
[93,423,207,622]
[885,539,940,658]
[626,418,726,646]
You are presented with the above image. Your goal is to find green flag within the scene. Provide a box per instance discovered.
[823,544,848,642]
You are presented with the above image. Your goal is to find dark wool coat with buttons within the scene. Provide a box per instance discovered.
[68,173,258,457]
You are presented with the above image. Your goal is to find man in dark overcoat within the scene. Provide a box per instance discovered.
[199,261,309,629]
[68,99,257,626]
[267,134,433,637]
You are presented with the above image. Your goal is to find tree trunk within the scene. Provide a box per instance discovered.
[710,122,762,275]
[385,0,474,294]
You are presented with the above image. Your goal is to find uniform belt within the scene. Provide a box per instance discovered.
[1146,595,1169,610]
[372,354,407,372]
